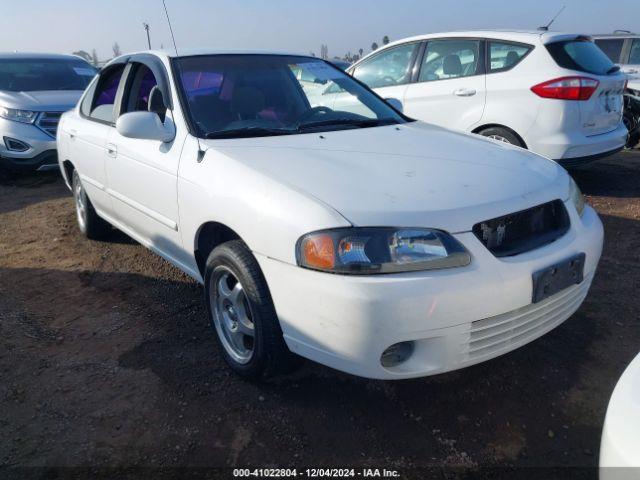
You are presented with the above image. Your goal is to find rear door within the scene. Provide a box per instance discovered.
[403,38,486,130]
[547,38,626,136]
[62,64,126,215]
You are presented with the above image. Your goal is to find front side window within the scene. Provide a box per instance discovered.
[594,38,625,63]
[352,44,418,88]
[489,41,532,72]
[122,64,159,114]
[89,65,125,123]
[629,39,640,65]
[0,57,96,92]
[418,40,481,82]
[174,55,407,139]
[547,39,617,75]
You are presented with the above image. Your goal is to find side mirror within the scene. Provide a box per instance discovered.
[385,97,403,113]
[116,111,175,143]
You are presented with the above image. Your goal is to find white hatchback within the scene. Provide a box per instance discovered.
[348,31,628,166]
[58,50,603,379]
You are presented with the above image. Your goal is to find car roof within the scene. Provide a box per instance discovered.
[0,52,90,61]
[128,48,312,59]
[592,32,639,39]
[370,30,589,49]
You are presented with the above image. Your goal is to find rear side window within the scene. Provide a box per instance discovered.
[546,39,617,75]
[89,65,125,123]
[629,39,640,65]
[594,38,625,63]
[418,40,482,82]
[488,41,532,72]
[352,43,418,88]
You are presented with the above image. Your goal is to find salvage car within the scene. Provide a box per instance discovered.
[57,50,604,379]
[347,31,628,166]
[0,53,96,173]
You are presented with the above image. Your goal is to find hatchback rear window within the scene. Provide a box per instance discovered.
[546,39,617,75]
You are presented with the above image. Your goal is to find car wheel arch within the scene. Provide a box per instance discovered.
[62,160,75,190]
[472,124,528,149]
[194,221,244,277]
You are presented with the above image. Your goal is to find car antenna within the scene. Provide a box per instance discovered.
[538,5,565,32]
[161,0,179,56]
[160,0,208,161]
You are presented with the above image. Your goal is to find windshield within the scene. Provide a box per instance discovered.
[0,58,97,92]
[174,54,407,138]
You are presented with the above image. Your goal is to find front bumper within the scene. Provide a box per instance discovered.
[257,203,604,379]
[0,117,58,172]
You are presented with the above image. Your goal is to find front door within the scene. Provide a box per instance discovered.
[105,61,188,267]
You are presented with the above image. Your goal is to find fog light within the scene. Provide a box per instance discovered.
[381,341,414,368]
[4,137,30,152]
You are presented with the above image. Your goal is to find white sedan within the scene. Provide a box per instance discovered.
[600,353,640,479]
[57,49,603,379]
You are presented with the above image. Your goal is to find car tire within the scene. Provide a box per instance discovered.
[72,169,111,239]
[478,127,525,148]
[204,240,300,379]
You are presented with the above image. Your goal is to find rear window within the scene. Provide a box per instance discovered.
[546,39,617,75]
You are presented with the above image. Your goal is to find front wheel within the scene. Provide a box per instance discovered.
[204,240,299,379]
[477,127,525,148]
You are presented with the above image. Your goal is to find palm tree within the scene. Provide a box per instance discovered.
[359,48,364,57]
[371,42,378,52]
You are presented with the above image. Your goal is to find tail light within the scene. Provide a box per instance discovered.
[531,76,599,101]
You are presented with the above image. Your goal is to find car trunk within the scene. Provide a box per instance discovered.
[546,36,626,137]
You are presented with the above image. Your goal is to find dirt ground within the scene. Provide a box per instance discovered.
[1,151,639,479]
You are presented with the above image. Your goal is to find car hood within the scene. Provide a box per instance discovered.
[0,90,83,111]
[201,122,569,232]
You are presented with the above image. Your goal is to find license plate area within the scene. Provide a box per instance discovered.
[532,253,585,303]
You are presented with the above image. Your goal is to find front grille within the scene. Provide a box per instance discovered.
[473,200,570,257]
[464,271,593,362]
[36,111,63,138]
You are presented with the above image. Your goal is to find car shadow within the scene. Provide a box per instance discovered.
[568,150,640,198]
[0,171,68,214]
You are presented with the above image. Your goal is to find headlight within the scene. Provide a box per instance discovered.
[296,227,471,274]
[569,177,585,217]
[0,106,38,124]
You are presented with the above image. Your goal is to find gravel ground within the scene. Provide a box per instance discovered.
[1,150,639,479]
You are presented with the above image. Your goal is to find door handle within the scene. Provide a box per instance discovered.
[68,129,77,139]
[453,88,477,97]
[106,144,117,157]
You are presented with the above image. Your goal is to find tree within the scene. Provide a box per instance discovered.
[359,48,364,57]
[382,35,390,45]
[72,50,92,63]
[371,42,378,52]
[112,42,122,57]
[320,44,329,60]
[91,49,99,66]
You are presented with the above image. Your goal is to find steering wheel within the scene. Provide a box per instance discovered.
[296,106,333,124]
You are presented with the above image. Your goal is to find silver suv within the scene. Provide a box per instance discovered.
[0,53,96,174]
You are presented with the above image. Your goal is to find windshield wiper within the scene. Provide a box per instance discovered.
[607,65,621,74]
[296,117,399,132]
[205,126,294,139]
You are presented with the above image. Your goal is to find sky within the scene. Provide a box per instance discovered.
[1,0,637,61]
